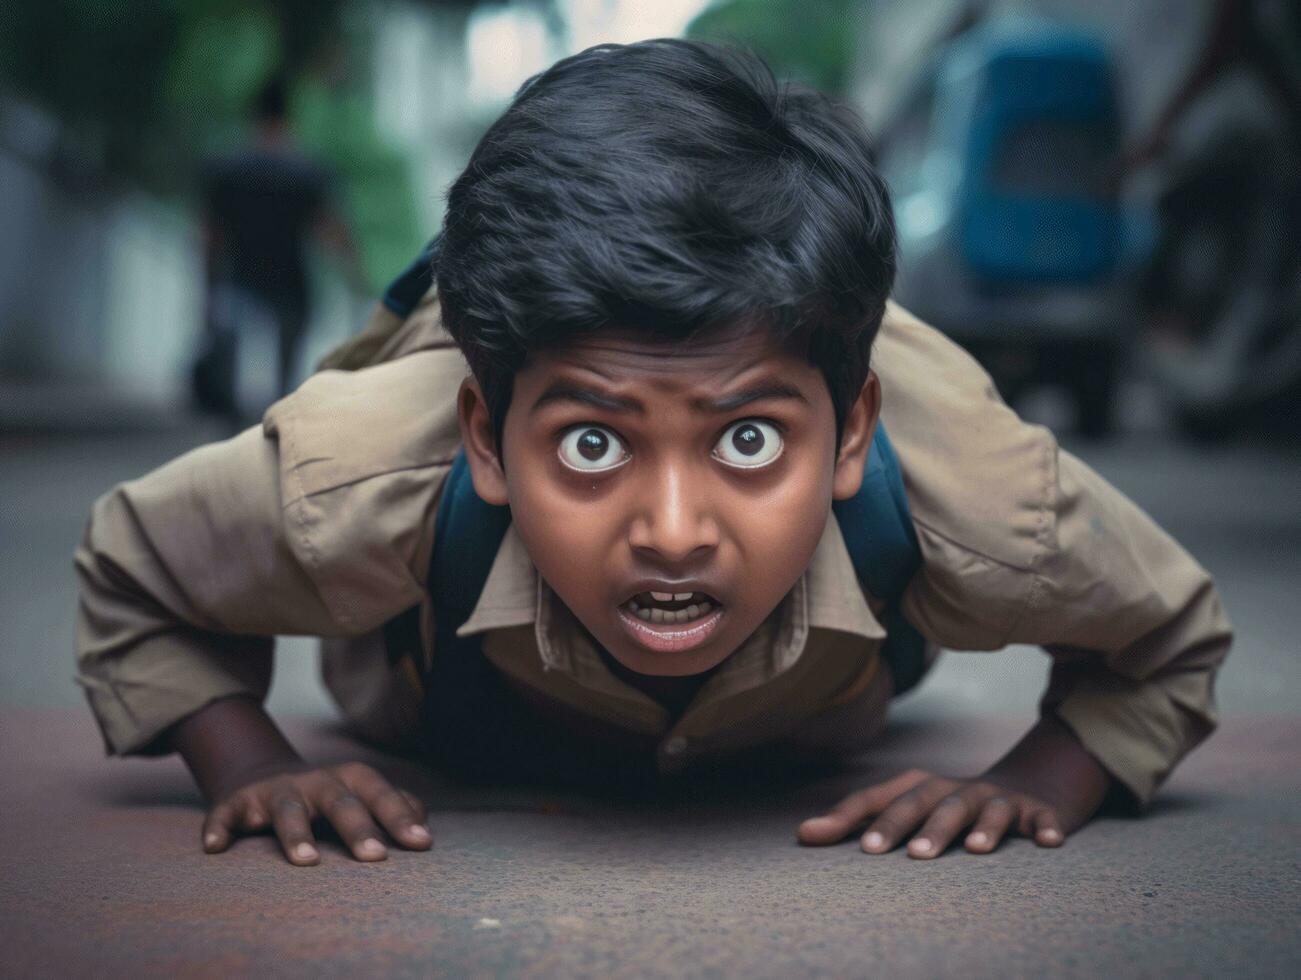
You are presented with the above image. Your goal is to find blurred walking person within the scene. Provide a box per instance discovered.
[194,74,357,425]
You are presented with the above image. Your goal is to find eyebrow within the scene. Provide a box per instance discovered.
[531,383,642,415]
[698,381,808,413]
[530,379,809,415]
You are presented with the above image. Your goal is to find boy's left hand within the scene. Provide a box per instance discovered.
[796,714,1115,859]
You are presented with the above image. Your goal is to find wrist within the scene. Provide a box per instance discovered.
[984,713,1114,829]
[167,696,302,802]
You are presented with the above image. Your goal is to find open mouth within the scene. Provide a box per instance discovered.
[616,590,726,653]
[624,590,717,625]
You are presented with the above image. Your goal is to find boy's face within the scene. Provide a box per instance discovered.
[460,324,879,678]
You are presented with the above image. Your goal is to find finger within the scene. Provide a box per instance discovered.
[861,779,955,853]
[907,785,998,859]
[239,798,270,832]
[964,796,1017,853]
[798,769,932,846]
[318,786,388,862]
[1031,808,1065,847]
[399,790,429,826]
[271,793,320,866]
[338,765,431,850]
[202,798,242,853]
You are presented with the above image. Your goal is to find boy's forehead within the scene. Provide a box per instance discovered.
[523,323,811,389]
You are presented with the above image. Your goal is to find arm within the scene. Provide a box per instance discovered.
[75,423,432,863]
[314,206,365,291]
[75,425,339,755]
[1019,448,1232,809]
[799,447,1231,858]
[168,696,302,802]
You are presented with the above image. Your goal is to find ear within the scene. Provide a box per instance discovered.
[456,377,510,506]
[831,371,881,501]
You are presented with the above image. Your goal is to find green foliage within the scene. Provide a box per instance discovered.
[0,0,425,289]
[0,0,184,174]
[165,6,283,145]
[0,0,351,186]
[686,0,863,94]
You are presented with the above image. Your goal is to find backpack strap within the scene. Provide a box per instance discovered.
[428,449,512,635]
[381,235,441,318]
[379,447,509,682]
[379,449,514,767]
[831,425,929,696]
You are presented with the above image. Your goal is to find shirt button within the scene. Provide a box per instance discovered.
[662,735,689,756]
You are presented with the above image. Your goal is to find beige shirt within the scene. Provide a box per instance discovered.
[74,300,1232,808]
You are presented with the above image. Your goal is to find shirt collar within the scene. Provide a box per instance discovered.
[454,524,538,637]
[804,511,889,644]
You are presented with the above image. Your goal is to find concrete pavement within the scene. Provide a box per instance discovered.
[1,708,1296,978]
[1,420,1298,976]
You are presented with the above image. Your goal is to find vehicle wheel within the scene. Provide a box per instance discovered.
[1140,127,1301,442]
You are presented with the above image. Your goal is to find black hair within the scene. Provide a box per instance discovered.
[252,74,289,123]
[436,38,896,451]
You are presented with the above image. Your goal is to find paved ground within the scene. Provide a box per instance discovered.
[1,417,1299,976]
[2,709,1297,978]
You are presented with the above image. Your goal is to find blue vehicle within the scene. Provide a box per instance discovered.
[876,17,1132,436]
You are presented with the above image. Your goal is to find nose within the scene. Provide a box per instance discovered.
[627,460,720,565]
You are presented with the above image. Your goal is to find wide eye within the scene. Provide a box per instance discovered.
[558,425,629,472]
[713,420,783,469]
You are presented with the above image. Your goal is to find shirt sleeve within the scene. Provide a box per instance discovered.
[74,346,464,757]
[877,303,1232,810]
[1014,447,1233,810]
[73,425,350,756]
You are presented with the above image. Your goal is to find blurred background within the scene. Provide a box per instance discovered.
[2,1,1298,722]
[3,0,1300,436]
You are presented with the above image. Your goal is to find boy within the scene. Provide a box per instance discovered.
[75,40,1231,867]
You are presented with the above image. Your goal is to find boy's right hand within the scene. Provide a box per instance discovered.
[201,760,432,866]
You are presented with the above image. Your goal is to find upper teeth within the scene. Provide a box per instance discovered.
[651,591,693,602]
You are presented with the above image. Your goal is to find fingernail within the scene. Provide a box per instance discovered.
[863,832,884,850]
[1042,829,1062,844]
[910,838,933,853]
[409,824,430,841]
[358,838,385,858]
[968,832,988,847]
[204,833,220,849]
[294,843,317,861]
